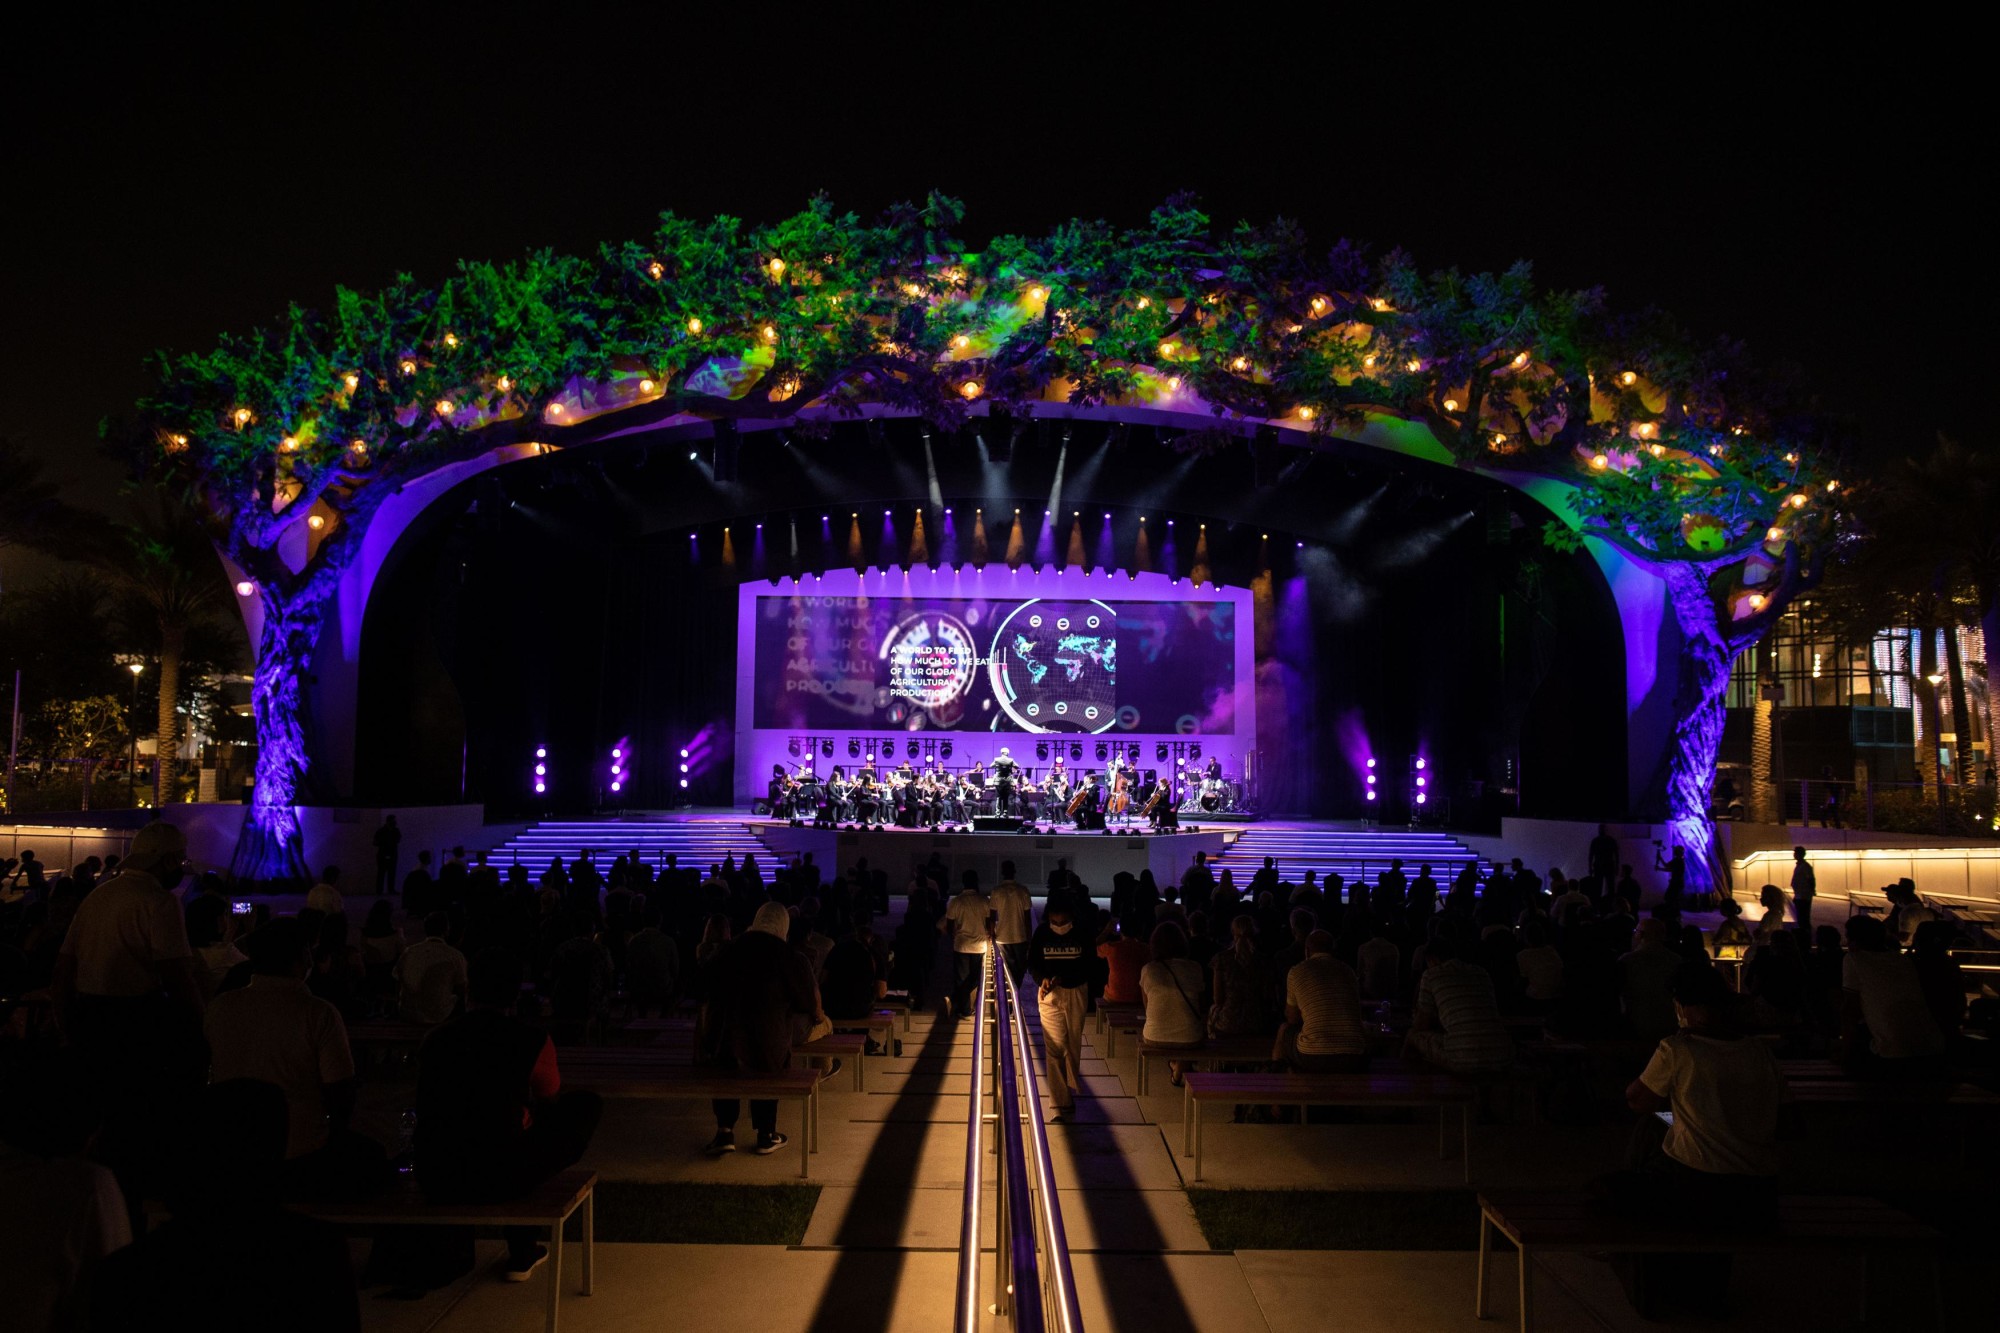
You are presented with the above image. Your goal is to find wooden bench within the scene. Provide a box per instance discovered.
[1473,1189,1942,1332]
[1134,1034,1277,1096]
[297,1167,596,1333]
[1094,1002,1144,1056]
[560,1062,821,1177]
[598,1029,869,1091]
[1180,1070,1476,1183]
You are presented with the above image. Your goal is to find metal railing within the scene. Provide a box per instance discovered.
[955,946,1085,1333]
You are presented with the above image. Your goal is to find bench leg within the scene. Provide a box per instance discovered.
[800,1097,812,1179]
[1181,1085,1193,1157]
[854,1050,865,1092]
[581,1190,594,1296]
[1475,1209,1491,1319]
[1517,1242,1531,1333]
[1463,1105,1472,1185]
[546,1221,564,1333]
[1193,1101,1204,1183]
[1137,1049,1148,1098]
[1438,1105,1448,1158]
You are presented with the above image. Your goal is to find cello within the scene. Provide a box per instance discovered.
[1106,762,1130,822]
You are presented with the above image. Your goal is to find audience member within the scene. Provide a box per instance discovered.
[702,903,821,1156]
[1840,914,1947,1075]
[1029,901,1094,1118]
[1276,930,1367,1072]
[395,911,468,1025]
[1139,921,1206,1085]
[942,871,992,1020]
[1404,930,1514,1074]
[417,949,603,1280]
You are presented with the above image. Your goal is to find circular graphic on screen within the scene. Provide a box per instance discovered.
[880,610,979,723]
[988,599,1118,732]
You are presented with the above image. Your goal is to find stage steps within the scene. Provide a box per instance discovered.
[1208,825,1488,891]
[480,817,770,877]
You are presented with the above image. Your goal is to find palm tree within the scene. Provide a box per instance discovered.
[109,498,232,804]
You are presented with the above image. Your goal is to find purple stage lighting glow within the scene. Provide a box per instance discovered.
[1416,757,1426,769]
[535,746,546,759]
[678,778,689,788]
[679,763,689,773]
[1367,757,1377,769]
[1365,789,1377,801]
[680,749,689,758]
[611,780,622,792]
[535,763,546,776]
[1416,775,1426,787]
[535,780,546,793]
[1416,792,1427,804]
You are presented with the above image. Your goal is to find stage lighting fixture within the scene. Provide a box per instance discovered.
[1095,743,1108,761]
[1416,757,1427,769]
[907,739,920,757]
[941,740,954,759]
[536,746,547,759]
[822,739,834,758]
[1366,774,1376,785]
[1070,743,1083,761]
[1156,744,1169,762]
[680,748,690,758]
[1191,744,1202,761]
[535,763,546,776]
[1036,742,1049,760]
[788,739,800,757]
[1416,792,1427,804]
[611,780,622,793]
[1417,776,1426,787]
[1177,757,1186,767]
[613,747,623,760]
[679,778,689,788]
[679,763,689,773]
[1128,744,1140,761]
[1366,789,1377,801]
[1366,757,1377,769]
[848,739,861,758]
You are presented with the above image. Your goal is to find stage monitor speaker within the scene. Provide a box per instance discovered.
[972,816,1024,832]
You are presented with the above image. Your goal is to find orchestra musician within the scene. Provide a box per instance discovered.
[768,762,798,818]
[1043,768,1069,822]
[853,764,881,826]
[1205,755,1223,783]
[1106,758,1131,827]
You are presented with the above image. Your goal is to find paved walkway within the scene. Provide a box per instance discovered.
[353,1005,1966,1332]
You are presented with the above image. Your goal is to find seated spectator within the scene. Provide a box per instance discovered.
[395,912,467,1025]
[1709,898,1751,956]
[305,865,344,917]
[702,902,822,1156]
[0,1049,133,1333]
[1841,914,1947,1074]
[185,894,247,1000]
[820,920,886,1024]
[205,917,386,1201]
[623,906,680,1017]
[1613,966,1789,1316]
[1404,931,1514,1074]
[1514,919,1564,1007]
[308,913,370,1019]
[1355,915,1401,1003]
[1139,921,1207,1085]
[1096,917,1150,1006]
[358,899,405,983]
[92,1079,358,1331]
[1744,927,1807,1033]
[1276,930,1367,1072]
[1619,919,1683,1043]
[1208,915,1274,1037]
[547,918,614,1042]
[1884,880,1937,948]
[1911,920,1966,1038]
[416,950,603,1281]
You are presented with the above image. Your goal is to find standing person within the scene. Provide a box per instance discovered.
[1588,824,1620,888]
[1179,851,1215,915]
[990,861,1033,980]
[1789,846,1816,937]
[305,865,344,917]
[1653,844,1686,913]
[941,871,992,1021]
[416,950,603,1280]
[1028,902,1093,1119]
[703,903,821,1156]
[401,850,435,915]
[50,822,207,1226]
[373,816,401,896]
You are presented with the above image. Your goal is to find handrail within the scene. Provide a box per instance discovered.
[993,952,1044,1331]
[1005,961,1086,1333]
[953,945,990,1333]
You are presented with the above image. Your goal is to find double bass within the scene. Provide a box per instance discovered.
[1106,762,1131,819]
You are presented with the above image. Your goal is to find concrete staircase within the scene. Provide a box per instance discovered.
[479,816,770,877]
[1209,825,1486,890]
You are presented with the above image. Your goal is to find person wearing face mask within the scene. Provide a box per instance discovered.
[1028,904,1093,1121]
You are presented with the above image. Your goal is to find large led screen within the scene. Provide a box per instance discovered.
[750,594,1236,733]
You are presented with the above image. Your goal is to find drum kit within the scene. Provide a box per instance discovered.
[1181,772,1247,815]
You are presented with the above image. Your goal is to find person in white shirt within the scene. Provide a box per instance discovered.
[53,821,204,1061]
[304,864,345,917]
[1618,966,1790,1317]
[0,1064,134,1333]
[940,871,992,1021]
[1139,922,1207,1085]
[989,861,1033,978]
[394,911,468,1025]
[1840,914,1946,1070]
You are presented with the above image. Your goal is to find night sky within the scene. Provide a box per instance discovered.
[2,13,1984,587]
